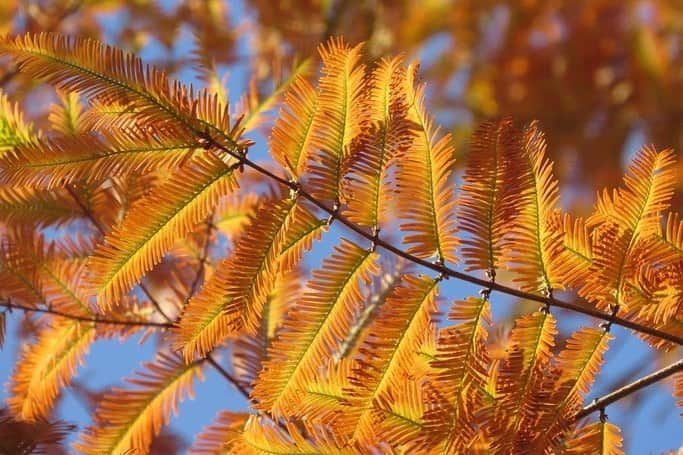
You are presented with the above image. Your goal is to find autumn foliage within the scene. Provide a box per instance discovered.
[0,2,681,454]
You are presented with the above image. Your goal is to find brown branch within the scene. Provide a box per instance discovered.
[576,358,683,419]
[184,216,215,307]
[65,184,106,236]
[205,355,251,400]
[0,299,173,328]
[203,137,683,346]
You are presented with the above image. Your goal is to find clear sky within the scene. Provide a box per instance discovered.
[0,0,681,452]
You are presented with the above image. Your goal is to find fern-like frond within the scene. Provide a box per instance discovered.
[488,311,557,453]
[48,90,85,136]
[6,242,129,421]
[458,118,521,273]
[73,351,204,454]
[425,296,492,452]
[190,411,250,455]
[529,327,612,453]
[332,266,404,364]
[6,319,94,422]
[0,88,39,156]
[0,408,75,455]
[0,186,82,227]
[639,212,683,270]
[214,192,260,241]
[269,75,318,180]
[87,153,238,305]
[395,64,458,264]
[218,197,301,334]
[175,197,320,361]
[564,420,624,455]
[231,416,352,454]
[274,199,327,272]
[506,121,563,292]
[0,33,249,152]
[342,56,412,229]
[549,213,593,289]
[0,127,199,189]
[583,146,676,311]
[346,274,439,447]
[373,379,428,452]
[590,146,676,237]
[307,37,366,203]
[232,269,303,392]
[578,223,631,310]
[252,239,378,417]
[0,229,49,307]
[297,358,354,428]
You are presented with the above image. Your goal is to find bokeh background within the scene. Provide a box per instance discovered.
[0,0,681,452]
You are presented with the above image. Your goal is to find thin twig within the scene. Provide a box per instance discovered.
[184,216,215,306]
[0,299,173,328]
[65,184,106,236]
[205,355,251,400]
[576,358,683,419]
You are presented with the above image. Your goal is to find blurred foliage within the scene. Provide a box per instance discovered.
[6,0,683,210]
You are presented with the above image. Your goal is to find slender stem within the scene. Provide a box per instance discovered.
[66,184,106,236]
[137,281,173,323]
[576,358,683,419]
[0,299,172,328]
[184,216,215,307]
[205,356,251,400]
[206,139,683,346]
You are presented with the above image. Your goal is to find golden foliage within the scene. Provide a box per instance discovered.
[342,56,413,229]
[346,274,439,448]
[307,37,366,203]
[73,351,204,454]
[395,64,459,264]
[565,420,625,455]
[87,154,238,305]
[458,118,521,273]
[252,239,379,417]
[0,28,679,454]
[191,411,251,455]
[506,122,563,293]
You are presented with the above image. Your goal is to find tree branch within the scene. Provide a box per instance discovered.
[576,358,683,419]
[0,299,173,328]
[184,216,215,306]
[203,137,683,346]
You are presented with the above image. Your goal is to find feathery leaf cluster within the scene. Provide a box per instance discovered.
[0,32,680,453]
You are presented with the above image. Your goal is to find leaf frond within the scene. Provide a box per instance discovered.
[7,319,94,421]
[458,118,522,273]
[306,37,366,203]
[395,63,459,264]
[190,411,250,455]
[73,351,204,454]
[0,126,199,189]
[347,274,439,447]
[564,420,624,455]
[505,121,563,292]
[252,239,379,417]
[342,56,413,229]
[87,153,238,305]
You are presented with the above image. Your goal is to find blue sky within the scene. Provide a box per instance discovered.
[0,0,682,452]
